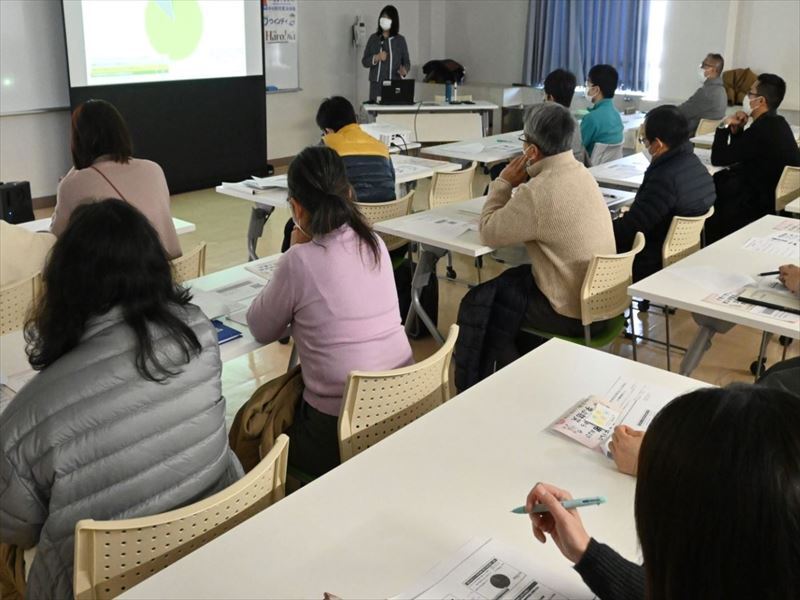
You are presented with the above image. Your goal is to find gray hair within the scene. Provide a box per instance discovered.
[523,103,575,157]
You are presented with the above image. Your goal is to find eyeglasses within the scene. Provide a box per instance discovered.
[518,133,534,145]
[637,136,647,145]
[746,92,761,98]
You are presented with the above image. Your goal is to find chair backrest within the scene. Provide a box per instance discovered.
[590,142,624,166]
[73,435,289,600]
[695,119,722,136]
[338,324,459,462]
[356,191,414,252]
[428,162,477,208]
[0,272,41,335]
[662,206,715,267]
[171,243,207,284]
[775,165,800,212]
[632,124,645,153]
[580,232,645,326]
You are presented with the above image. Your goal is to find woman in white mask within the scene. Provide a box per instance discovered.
[361,5,411,102]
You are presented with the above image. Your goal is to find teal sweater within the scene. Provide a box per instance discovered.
[580,98,624,157]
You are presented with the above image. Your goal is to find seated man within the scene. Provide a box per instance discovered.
[282,96,396,252]
[706,73,800,242]
[677,53,728,135]
[580,64,623,159]
[613,105,715,281]
[317,96,395,202]
[480,103,615,338]
[543,69,589,165]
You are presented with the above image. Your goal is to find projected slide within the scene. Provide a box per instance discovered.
[64,0,262,87]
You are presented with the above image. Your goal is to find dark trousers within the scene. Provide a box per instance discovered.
[285,400,341,478]
[706,170,765,244]
[519,277,610,349]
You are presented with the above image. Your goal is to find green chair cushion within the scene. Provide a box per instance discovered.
[521,314,627,348]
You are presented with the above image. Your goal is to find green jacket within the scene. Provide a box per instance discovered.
[580,98,623,157]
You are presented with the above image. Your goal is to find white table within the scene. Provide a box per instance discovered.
[785,197,800,215]
[216,183,288,261]
[589,150,723,190]
[391,154,462,185]
[17,216,196,235]
[374,190,634,342]
[421,130,524,164]
[0,255,282,395]
[691,123,800,148]
[364,100,499,139]
[121,339,709,600]
[628,215,800,375]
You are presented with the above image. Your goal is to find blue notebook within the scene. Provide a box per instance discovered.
[212,320,243,345]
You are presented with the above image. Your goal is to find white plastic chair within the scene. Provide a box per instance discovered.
[356,190,414,252]
[338,325,458,462]
[73,435,289,599]
[0,272,41,335]
[590,142,624,166]
[695,119,722,136]
[522,233,645,358]
[775,165,800,213]
[171,243,207,284]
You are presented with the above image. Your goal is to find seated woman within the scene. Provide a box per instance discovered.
[247,146,413,478]
[51,99,181,258]
[526,384,800,599]
[0,199,242,600]
[613,105,715,281]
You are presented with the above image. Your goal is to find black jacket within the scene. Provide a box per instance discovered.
[454,266,533,392]
[614,142,716,281]
[711,111,800,216]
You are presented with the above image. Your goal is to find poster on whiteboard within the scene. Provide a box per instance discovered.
[263,0,299,91]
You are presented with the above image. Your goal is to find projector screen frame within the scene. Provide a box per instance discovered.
[61,0,268,193]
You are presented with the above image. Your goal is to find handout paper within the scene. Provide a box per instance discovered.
[704,289,799,323]
[391,538,591,600]
[669,265,756,294]
[406,212,478,237]
[603,164,644,181]
[742,231,800,258]
[246,174,288,189]
[774,219,800,233]
[245,260,280,280]
[550,376,678,456]
[451,143,485,155]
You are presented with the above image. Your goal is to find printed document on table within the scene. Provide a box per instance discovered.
[406,212,478,237]
[550,376,681,456]
[773,219,800,233]
[392,538,594,600]
[603,164,644,181]
[451,143,485,155]
[742,230,800,258]
[704,289,799,323]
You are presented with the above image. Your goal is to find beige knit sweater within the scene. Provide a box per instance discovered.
[480,151,615,319]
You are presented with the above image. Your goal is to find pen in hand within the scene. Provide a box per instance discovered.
[758,271,780,276]
[511,496,606,514]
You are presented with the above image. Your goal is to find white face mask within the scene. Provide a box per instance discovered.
[290,202,311,239]
[380,17,392,31]
[642,145,653,163]
[698,67,707,82]
[742,95,757,115]
[584,85,595,101]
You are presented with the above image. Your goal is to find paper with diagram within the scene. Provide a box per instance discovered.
[550,376,679,456]
[392,538,592,600]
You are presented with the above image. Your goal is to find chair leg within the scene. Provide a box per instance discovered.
[584,325,591,346]
[664,306,671,372]
[446,252,456,279]
[629,304,638,362]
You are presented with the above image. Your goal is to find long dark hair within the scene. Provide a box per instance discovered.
[71,99,133,170]
[635,384,800,599]
[376,5,400,36]
[25,198,201,382]
[287,146,381,266]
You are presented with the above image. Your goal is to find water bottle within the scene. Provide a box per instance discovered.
[453,82,458,102]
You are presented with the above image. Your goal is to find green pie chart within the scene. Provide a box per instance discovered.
[145,0,203,61]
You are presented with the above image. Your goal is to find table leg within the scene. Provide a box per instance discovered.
[679,314,735,376]
[247,204,275,261]
[754,331,772,380]
[405,245,446,344]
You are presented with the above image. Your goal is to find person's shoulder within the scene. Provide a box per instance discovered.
[128,158,166,176]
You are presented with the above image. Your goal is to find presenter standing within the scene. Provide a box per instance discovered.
[361,5,411,102]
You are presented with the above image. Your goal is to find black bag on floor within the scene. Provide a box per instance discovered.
[0,181,34,224]
[393,256,439,340]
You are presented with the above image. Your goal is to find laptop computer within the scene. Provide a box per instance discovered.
[379,79,415,105]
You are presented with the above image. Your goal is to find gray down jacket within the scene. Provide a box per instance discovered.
[0,304,243,599]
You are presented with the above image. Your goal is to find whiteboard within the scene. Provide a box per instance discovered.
[263,0,299,92]
[0,0,70,115]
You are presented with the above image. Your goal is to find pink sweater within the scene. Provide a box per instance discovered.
[52,157,181,258]
[247,226,413,416]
